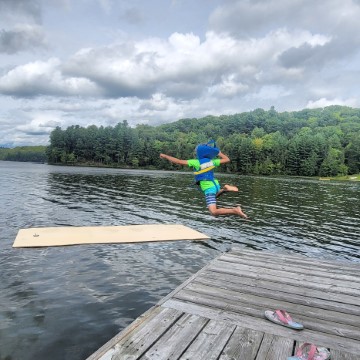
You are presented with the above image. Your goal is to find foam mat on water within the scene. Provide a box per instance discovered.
[13,224,210,248]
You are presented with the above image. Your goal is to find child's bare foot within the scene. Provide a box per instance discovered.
[224,184,238,192]
[235,206,249,220]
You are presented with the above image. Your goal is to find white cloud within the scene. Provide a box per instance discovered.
[0,0,360,146]
[0,58,100,97]
[139,93,170,111]
[208,74,248,98]
[16,114,61,135]
[58,28,332,100]
[0,25,342,103]
[0,105,62,146]
[250,85,292,100]
[307,97,358,109]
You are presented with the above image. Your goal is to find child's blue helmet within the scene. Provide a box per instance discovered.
[195,140,220,159]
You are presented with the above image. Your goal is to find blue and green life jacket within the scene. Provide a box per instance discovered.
[194,157,216,183]
[194,140,220,185]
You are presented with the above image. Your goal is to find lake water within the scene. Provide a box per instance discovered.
[0,161,359,360]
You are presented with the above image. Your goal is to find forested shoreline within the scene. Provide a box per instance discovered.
[0,146,47,163]
[2,106,359,177]
[45,106,360,177]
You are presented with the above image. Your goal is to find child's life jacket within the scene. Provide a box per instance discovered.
[194,140,220,183]
[194,158,216,182]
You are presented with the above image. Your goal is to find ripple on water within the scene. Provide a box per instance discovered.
[0,163,359,360]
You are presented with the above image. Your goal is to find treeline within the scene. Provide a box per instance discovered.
[0,146,47,162]
[46,106,360,176]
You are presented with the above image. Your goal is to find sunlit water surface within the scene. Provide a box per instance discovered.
[0,162,359,360]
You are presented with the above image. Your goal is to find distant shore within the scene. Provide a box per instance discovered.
[318,174,360,181]
[2,160,359,181]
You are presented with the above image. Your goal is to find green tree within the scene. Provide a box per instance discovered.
[345,135,360,174]
[44,106,360,176]
[320,148,347,176]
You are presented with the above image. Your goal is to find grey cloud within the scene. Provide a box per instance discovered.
[1,81,59,98]
[64,66,155,99]
[161,81,205,100]
[98,80,154,99]
[208,0,311,37]
[138,100,168,112]
[209,0,359,37]
[3,88,45,98]
[1,84,98,99]
[21,129,50,135]
[65,62,211,100]
[279,31,360,71]
[278,43,324,69]
[63,46,160,99]
[63,40,246,101]
[38,119,61,128]
[210,0,360,79]
[0,0,42,24]
[0,26,47,54]
[0,54,102,98]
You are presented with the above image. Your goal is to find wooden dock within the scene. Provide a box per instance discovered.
[87,248,360,360]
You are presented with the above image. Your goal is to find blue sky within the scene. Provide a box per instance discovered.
[1,0,360,146]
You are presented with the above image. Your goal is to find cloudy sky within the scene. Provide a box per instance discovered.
[1,0,360,146]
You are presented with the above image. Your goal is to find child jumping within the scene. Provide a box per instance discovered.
[160,141,248,219]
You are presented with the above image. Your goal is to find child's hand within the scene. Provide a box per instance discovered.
[160,153,167,159]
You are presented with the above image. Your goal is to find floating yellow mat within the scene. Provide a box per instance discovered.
[13,224,210,248]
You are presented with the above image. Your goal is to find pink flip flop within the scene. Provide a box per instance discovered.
[287,343,331,360]
[264,309,304,330]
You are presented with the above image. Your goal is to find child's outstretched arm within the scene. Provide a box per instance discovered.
[160,153,188,166]
[218,151,230,164]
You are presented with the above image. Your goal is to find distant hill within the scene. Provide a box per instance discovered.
[45,106,360,177]
[0,146,47,163]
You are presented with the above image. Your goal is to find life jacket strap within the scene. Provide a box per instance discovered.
[193,165,215,175]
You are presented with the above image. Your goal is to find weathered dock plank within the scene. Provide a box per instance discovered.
[178,283,360,338]
[194,273,360,315]
[141,313,208,360]
[87,248,360,359]
[163,298,360,355]
[210,259,360,295]
[231,249,360,275]
[331,349,359,360]
[219,327,263,360]
[197,270,360,307]
[256,333,294,360]
[177,320,235,360]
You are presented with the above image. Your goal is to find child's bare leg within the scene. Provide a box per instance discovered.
[216,184,239,198]
[208,204,248,219]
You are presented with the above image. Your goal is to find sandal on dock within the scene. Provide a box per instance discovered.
[264,309,304,330]
[287,343,331,360]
